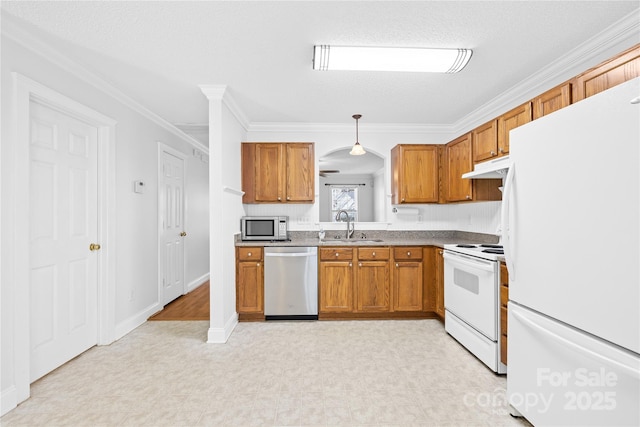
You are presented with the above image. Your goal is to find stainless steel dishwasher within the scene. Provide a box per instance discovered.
[264,246,318,320]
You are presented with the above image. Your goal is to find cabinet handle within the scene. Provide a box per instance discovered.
[401,198,405,202]
[359,262,362,267]
[499,148,504,153]
[407,251,411,256]
[466,195,472,200]
[247,252,252,257]
[439,250,443,255]
[396,263,399,267]
[286,196,290,200]
[257,263,260,266]
[349,262,352,267]
[491,151,496,156]
[335,253,339,257]
[277,196,281,201]
[372,252,376,256]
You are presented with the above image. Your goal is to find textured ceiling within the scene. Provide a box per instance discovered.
[2,1,638,129]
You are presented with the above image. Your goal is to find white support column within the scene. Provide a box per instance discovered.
[200,85,238,343]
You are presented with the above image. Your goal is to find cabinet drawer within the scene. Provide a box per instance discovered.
[393,247,423,261]
[320,248,354,261]
[358,247,390,261]
[500,284,509,307]
[238,247,263,261]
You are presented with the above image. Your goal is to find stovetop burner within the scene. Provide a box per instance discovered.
[445,243,505,261]
[482,249,504,254]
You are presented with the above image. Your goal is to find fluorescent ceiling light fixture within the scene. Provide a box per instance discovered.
[313,45,472,73]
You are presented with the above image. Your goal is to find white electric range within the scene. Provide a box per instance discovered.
[443,243,507,374]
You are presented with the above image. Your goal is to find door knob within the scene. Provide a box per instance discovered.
[89,243,101,251]
[180,232,187,237]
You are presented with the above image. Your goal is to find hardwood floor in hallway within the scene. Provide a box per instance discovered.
[149,281,209,321]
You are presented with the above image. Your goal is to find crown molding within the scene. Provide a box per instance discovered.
[247,121,453,135]
[1,12,208,154]
[453,8,640,135]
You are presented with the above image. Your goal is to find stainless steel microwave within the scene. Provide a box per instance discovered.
[241,216,289,241]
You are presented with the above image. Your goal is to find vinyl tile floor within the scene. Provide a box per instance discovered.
[1,319,532,426]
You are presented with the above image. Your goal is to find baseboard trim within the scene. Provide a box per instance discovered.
[187,272,210,293]
[1,385,17,416]
[207,312,238,344]
[114,302,162,341]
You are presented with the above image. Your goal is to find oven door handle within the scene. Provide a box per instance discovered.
[443,251,495,272]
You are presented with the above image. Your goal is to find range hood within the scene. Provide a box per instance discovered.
[462,155,511,179]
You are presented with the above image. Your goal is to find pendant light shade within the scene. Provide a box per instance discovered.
[350,114,365,155]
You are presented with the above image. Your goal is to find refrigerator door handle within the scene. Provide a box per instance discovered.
[501,163,516,280]
[512,308,640,380]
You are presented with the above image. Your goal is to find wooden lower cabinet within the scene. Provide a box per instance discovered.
[434,248,445,319]
[356,248,391,312]
[236,247,264,319]
[318,246,439,318]
[319,248,355,313]
[500,262,509,365]
[392,247,423,312]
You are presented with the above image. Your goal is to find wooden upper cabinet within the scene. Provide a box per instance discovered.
[391,144,439,204]
[533,83,572,119]
[443,133,473,202]
[254,143,284,202]
[242,142,315,203]
[472,120,498,163]
[497,102,532,156]
[285,143,315,202]
[573,44,640,102]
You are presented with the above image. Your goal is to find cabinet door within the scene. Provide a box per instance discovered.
[319,261,353,312]
[393,261,423,311]
[254,143,284,202]
[435,249,445,319]
[237,261,263,313]
[500,263,509,364]
[498,102,531,156]
[356,261,390,312]
[573,45,640,102]
[285,143,315,202]
[391,145,439,203]
[444,133,473,202]
[472,120,498,163]
[533,83,572,119]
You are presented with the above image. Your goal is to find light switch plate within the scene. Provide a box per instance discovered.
[134,180,145,194]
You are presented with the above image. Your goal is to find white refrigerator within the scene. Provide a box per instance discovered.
[503,77,640,426]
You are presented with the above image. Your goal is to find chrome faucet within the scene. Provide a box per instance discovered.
[335,209,354,239]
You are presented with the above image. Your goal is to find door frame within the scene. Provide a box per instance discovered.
[11,73,117,403]
[157,142,188,306]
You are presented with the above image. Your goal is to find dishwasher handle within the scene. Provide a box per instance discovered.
[264,252,316,258]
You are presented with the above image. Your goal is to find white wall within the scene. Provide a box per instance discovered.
[1,28,209,413]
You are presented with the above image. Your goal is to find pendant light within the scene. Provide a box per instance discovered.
[350,114,365,156]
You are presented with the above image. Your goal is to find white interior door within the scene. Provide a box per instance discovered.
[160,150,186,305]
[29,100,99,382]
